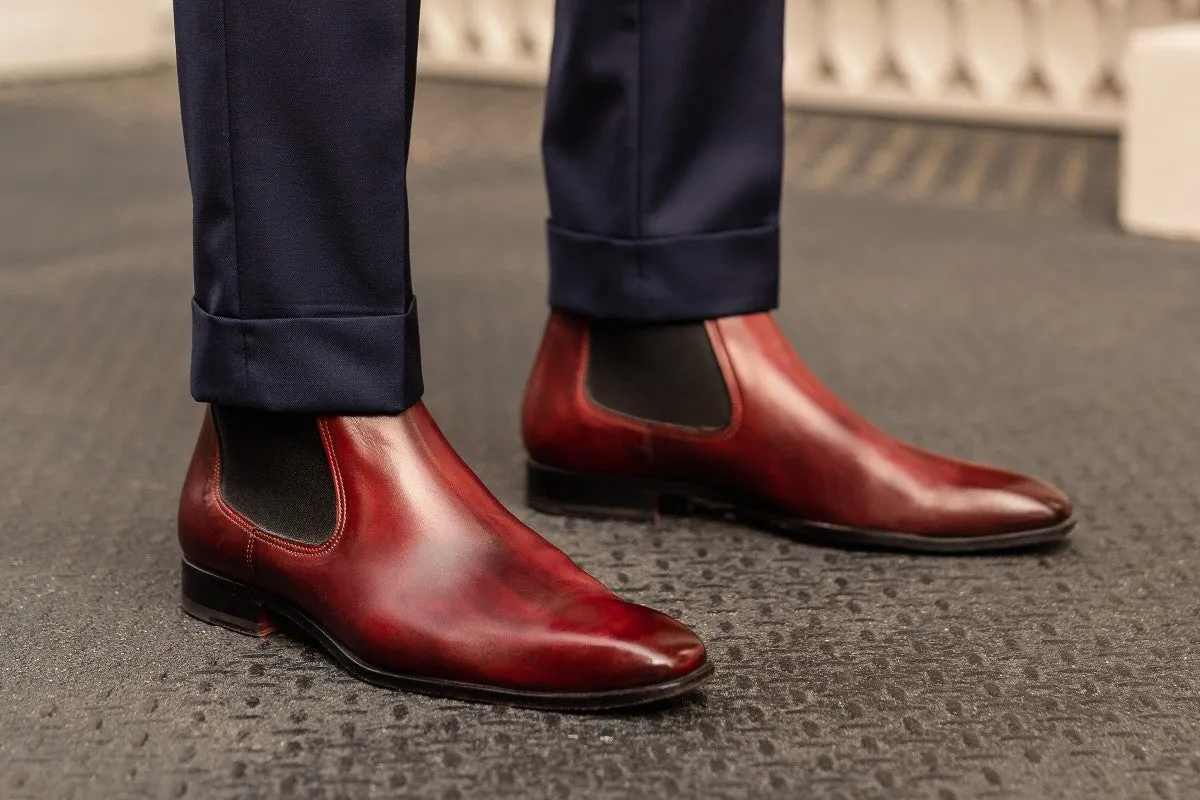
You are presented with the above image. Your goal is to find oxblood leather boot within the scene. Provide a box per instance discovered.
[178,403,711,709]
[523,312,1074,553]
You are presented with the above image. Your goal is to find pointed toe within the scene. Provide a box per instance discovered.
[1032,481,1073,524]
[180,406,715,709]
[522,311,1079,553]
[555,598,710,692]
[1007,476,1074,529]
[635,606,709,683]
[965,463,1074,531]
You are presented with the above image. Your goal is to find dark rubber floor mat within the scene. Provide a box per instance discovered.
[1,74,1198,800]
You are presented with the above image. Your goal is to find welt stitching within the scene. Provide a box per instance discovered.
[705,319,746,438]
[319,418,348,540]
[208,441,256,539]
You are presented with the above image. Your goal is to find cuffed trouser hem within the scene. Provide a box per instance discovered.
[546,222,780,322]
[190,297,423,415]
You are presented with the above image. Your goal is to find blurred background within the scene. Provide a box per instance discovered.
[4,3,1200,800]
[3,0,1196,126]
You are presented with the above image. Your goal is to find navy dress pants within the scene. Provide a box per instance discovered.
[174,0,784,414]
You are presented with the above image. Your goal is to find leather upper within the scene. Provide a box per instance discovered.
[179,403,707,693]
[523,312,1072,538]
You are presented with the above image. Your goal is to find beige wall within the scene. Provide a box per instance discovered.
[0,0,167,83]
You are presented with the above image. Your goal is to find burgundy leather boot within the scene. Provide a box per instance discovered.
[523,312,1074,553]
[178,403,711,709]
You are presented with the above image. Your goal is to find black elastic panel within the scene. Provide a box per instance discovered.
[212,406,338,545]
[586,322,732,429]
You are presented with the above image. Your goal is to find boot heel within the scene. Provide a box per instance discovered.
[526,461,665,522]
[181,561,277,637]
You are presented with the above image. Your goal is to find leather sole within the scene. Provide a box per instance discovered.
[527,461,1075,554]
[180,559,714,711]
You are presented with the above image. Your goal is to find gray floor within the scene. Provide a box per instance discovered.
[2,74,1200,800]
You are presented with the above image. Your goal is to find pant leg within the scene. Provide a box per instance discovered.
[543,0,785,322]
[174,0,423,413]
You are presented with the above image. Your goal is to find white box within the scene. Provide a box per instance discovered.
[1121,24,1200,241]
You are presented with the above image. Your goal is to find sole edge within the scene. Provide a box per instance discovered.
[527,460,1076,555]
[181,559,714,712]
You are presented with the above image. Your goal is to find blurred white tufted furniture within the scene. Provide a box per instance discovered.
[3,0,1199,135]
[0,0,165,83]
[417,0,1200,130]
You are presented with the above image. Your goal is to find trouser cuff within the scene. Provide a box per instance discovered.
[190,297,423,414]
[547,222,780,322]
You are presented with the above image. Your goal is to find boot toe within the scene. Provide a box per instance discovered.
[948,472,1075,538]
[997,475,1074,532]
[552,597,709,692]
[1025,479,1073,524]
[627,605,709,681]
